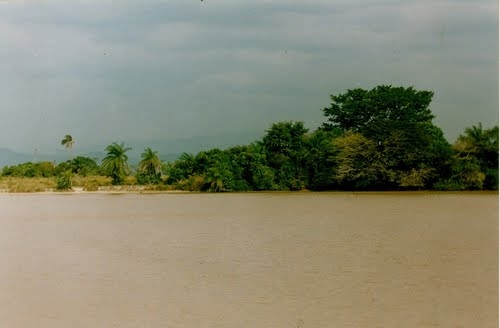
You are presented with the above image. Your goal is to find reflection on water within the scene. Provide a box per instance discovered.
[0,192,497,327]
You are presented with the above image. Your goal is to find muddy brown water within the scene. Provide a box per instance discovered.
[0,192,497,327]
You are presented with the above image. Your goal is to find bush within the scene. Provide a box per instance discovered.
[289,178,306,191]
[82,180,100,191]
[56,171,73,191]
[175,174,205,191]
[433,180,464,191]
[135,172,161,185]
[124,176,137,185]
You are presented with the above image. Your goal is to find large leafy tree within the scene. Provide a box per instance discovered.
[322,85,435,133]
[137,147,162,184]
[60,135,75,161]
[72,156,100,176]
[56,156,99,176]
[322,85,452,189]
[101,142,132,185]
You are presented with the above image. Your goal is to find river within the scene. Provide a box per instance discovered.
[0,192,497,327]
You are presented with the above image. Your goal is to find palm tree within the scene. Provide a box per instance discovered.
[205,165,225,192]
[452,123,499,190]
[101,142,132,185]
[138,147,162,181]
[456,123,498,160]
[178,152,196,177]
[61,135,75,161]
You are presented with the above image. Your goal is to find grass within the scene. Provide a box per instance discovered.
[72,175,113,191]
[0,177,56,193]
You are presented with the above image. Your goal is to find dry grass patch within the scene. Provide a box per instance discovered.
[0,177,56,192]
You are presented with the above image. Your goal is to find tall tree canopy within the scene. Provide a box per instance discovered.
[322,85,435,133]
[321,85,450,189]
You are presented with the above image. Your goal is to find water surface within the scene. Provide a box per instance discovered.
[0,192,497,327]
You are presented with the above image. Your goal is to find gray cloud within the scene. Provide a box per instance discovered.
[0,0,497,154]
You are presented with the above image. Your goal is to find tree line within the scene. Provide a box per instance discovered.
[1,85,498,191]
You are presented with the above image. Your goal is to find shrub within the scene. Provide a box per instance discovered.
[83,180,100,191]
[135,172,161,185]
[56,171,73,191]
[175,174,205,191]
[289,178,306,191]
[124,176,137,185]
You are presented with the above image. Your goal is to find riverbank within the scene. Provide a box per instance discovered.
[0,176,181,193]
[0,188,497,196]
[1,177,498,194]
[0,183,186,194]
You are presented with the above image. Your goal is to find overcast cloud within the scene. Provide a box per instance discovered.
[0,0,497,153]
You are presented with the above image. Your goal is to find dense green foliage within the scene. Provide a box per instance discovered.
[1,85,497,191]
[322,85,435,133]
[437,123,498,190]
[1,161,56,178]
[56,156,100,176]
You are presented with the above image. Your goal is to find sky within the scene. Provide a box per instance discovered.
[0,0,498,154]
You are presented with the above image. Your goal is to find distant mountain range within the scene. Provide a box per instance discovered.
[0,131,264,168]
[0,148,33,168]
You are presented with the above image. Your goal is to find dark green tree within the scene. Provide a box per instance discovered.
[262,121,309,190]
[224,142,276,191]
[55,156,99,176]
[322,85,435,133]
[322,85,452,189]
[302,129,339,190]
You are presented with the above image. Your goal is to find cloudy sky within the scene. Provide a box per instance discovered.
[0,0,497,153]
